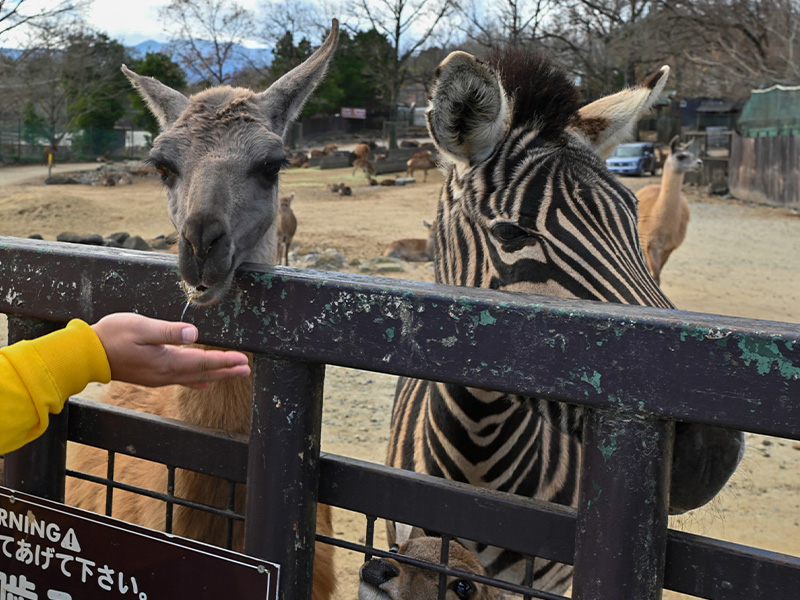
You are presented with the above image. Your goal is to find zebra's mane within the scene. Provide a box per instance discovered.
[485,48,580,140]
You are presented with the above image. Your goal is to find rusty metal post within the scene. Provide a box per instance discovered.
[245,355,325,600]
[3,317,68,500]
[572,409,674,600]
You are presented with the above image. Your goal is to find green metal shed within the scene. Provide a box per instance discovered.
[737,85,800,137]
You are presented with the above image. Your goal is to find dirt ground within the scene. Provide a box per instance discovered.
[1,159,799,599]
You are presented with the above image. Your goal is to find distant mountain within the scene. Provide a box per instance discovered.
[128,39,272,82]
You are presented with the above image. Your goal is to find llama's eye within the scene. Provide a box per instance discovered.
[252,159,288,187]
[450,579,475,599]
[153,162,178,185]
[491,222,531,244]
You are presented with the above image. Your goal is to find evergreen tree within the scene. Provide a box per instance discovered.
[21,101,48,148]
[129,52,187,142]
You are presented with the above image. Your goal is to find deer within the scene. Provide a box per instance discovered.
[406,150,436,182]
[278,192,297,265]
[382,221,434,262]
[359,537,507,600]
[65,20,341,600]
[353,142,376,178]
[636,135,703,284]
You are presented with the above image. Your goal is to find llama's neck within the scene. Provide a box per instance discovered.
[173,363,254,435]
[653,165,685,218]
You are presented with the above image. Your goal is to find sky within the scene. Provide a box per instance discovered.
[85,0,264,45]
[6,0,265,47]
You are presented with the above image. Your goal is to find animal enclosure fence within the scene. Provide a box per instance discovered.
[1,237,799,600]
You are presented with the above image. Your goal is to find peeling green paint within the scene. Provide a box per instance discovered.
[598,433,619,460]
[385,327,395,342]
[738,337,800,379]
[250,273,275,289]
[579,370,603,394]
[478,310,496,326]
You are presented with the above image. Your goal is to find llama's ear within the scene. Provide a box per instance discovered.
[570,65,670,158]
[669,135,681,153]
[256,19,339,137]
[426,51,511,169]
[121,64,189,129]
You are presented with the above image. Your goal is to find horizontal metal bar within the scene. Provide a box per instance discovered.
[64,400,800,598]
[67,397,250,480]
[1,238,798,438]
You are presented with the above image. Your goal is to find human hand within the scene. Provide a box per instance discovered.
[91,313,251,389]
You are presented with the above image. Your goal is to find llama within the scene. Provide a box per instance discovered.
[359,537,507,600]
[406,150,436,182]
[278,192,297,265]
[636,136,702,284]
[65,20,341,600]
[382,221,434,262]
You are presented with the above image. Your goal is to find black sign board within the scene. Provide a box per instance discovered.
[0,486,278,599]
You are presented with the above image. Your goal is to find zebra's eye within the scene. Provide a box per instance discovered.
[491,222,530,244]
[450,579,475,599]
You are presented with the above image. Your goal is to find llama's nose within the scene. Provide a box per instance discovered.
[360,558,399,586]
[179,212,232,287]
[183,213,227,261]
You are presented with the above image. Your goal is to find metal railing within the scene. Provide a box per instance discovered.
[1,236,799,599]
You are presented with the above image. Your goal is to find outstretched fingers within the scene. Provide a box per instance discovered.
[162,346,251,386]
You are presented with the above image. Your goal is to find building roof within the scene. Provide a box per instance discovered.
[738,85,800,136]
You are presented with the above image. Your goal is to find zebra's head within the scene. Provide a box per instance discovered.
[426,49,671,307]
[425,49,745,515]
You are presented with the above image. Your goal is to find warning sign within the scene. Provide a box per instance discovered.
[0,486,278,599]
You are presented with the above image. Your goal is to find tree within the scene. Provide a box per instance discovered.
[129,52,187,142]
[161,0,254,85]
[660,0,800,96]
[61,32,130,156]
[21,99,47,146]
[0,0,84,40]
[455,0,558,48]
[348,0,453,125]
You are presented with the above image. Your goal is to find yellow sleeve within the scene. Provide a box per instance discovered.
[0,319,111,454]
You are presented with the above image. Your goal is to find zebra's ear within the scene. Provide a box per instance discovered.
[426,51,511,169]
[570,65,670,159]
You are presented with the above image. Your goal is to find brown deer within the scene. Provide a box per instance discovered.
[278,192,297,265]
[406,150,436,182]
[382,221,434,262]
[352,142,376,178]
[359,537,507,600]
[66,20,341,600]
[636,136,702,284]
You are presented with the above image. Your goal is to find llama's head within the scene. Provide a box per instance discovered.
[359,537,507,600]
[666,135,703,174]
[123,20,339,305]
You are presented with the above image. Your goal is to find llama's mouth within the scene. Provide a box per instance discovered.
[182,280,230,306]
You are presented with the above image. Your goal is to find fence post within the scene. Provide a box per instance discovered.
[572,409,674,600]
[244,355,325,600]
[3,317,69,500]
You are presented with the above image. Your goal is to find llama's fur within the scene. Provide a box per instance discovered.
[636,136,702,284]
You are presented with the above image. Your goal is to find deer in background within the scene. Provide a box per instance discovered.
[66,20,341,600]
[406,149,436,182]
[636,136,702,284]
[352,142,376,178]
[278,192,297,265]
[382,221,434,262]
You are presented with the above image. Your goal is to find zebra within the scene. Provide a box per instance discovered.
[386,48,745,593]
